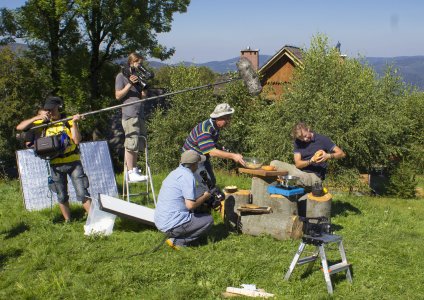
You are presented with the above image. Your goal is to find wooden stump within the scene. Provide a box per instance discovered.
[306,192,332,220]
[238,194,302,240]
[224,190,250,231]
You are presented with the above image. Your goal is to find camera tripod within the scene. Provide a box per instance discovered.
[284,233,352,294]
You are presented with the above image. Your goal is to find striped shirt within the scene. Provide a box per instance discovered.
[182,119,219,155]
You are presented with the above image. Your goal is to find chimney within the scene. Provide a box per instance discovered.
[240,46,259,71]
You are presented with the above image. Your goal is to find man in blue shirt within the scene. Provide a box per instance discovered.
[154,150,213,249]
[271,122,345,187]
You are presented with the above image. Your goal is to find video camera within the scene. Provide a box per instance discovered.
[300,216,332,237]
[122,64,154,91]
[199,170,225,210]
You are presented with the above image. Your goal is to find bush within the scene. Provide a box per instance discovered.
[386,161,418,199]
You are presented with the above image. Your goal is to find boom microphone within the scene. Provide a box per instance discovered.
[29,58,263,131]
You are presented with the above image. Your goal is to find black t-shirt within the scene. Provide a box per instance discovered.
[293,133,336,179]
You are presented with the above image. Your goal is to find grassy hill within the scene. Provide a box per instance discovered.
[1,172,424,299]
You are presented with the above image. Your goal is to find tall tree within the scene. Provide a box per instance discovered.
[1,0,190,99]
[1,0,80,93]
[76,0,190,100]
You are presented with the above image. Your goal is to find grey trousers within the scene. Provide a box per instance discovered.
[167,213,213,246]
[270,160,322,189]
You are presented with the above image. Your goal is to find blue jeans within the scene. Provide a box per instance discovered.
[49,161,90,204]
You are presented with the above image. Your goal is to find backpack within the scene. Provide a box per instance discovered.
[34,122,72,160]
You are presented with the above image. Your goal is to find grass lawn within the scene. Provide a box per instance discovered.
[1,171,424,299]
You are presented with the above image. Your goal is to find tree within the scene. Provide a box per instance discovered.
[0,47,52,171]
[1,0,80,92]
[1,0,191,100]
[74,0,190,101]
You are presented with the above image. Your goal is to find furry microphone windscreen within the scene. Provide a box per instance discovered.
[236,57,262,96]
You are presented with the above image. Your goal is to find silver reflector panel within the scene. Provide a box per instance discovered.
[99,194,155,226]
[16,141,118,211]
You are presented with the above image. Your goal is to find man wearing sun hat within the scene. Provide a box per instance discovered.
[182,103,245,189]
[154,150,214,249]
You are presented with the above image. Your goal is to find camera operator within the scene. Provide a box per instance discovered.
[154,150,214,250]
[115,52,150,182]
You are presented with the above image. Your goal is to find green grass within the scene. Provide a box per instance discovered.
[1,172,424,299]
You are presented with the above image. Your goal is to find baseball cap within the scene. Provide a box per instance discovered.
[210,103,235,118]
[181,150,206,164]
[44,96,63,110]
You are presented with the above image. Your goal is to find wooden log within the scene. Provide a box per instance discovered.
[224,190,250,231]
[240,193,302,240]
[306,192,332,220]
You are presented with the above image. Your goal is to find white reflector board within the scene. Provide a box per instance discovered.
[16,141,118,211]
[98,194,155,226]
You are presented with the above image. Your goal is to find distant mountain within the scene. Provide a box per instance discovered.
[148,55,424,90]
[148,55,272,73]
[3,43,423,90]
[364,56,424,90]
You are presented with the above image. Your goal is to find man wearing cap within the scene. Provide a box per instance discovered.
[16,96,91,222]
[154,150,213,249]
[182,103,245,187]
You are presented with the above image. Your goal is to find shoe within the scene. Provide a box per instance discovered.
[128,169,148,182]
[165,239,181,251]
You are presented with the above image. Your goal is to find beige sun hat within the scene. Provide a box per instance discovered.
[210,103,235,118]
[181,150,206,164]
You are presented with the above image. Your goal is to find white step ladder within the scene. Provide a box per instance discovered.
[284,233,352,294]
[122,135,156,206]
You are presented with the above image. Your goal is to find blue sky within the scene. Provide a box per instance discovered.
[2,0,423,63]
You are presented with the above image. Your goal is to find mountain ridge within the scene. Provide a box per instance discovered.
[2,43,423,90]
[149,55,424,90]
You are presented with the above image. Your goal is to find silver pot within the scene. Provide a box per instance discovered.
[278,175,299,187]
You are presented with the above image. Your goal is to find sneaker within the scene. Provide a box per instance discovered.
[165,239,181,251]
[128,169,148,182]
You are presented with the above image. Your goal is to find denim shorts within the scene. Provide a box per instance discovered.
[49,160,90,204]
[122,117,146,152]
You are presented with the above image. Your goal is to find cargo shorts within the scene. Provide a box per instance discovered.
[122,117,146,152]
[49,160,90,204]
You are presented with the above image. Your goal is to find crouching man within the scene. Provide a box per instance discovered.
[154,150,213,249]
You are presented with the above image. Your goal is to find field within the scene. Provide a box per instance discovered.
[1,172,424,299]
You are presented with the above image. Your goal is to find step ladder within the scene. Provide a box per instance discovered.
[122,135,156,206]
[284,233,352,294]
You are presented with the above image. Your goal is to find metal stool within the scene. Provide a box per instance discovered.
[122,135,156,206]
[284,233,352,294]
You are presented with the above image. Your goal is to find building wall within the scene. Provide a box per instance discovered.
[261,57,296,99]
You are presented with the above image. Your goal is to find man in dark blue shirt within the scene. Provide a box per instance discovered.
[271,122,345,187]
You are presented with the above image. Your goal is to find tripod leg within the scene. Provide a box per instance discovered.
[338,240,353,283]
[284,242,306,280]
[305,245,320,274]
[319,245,333,294]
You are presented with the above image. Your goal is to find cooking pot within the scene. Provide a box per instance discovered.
[278,175,299,188]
